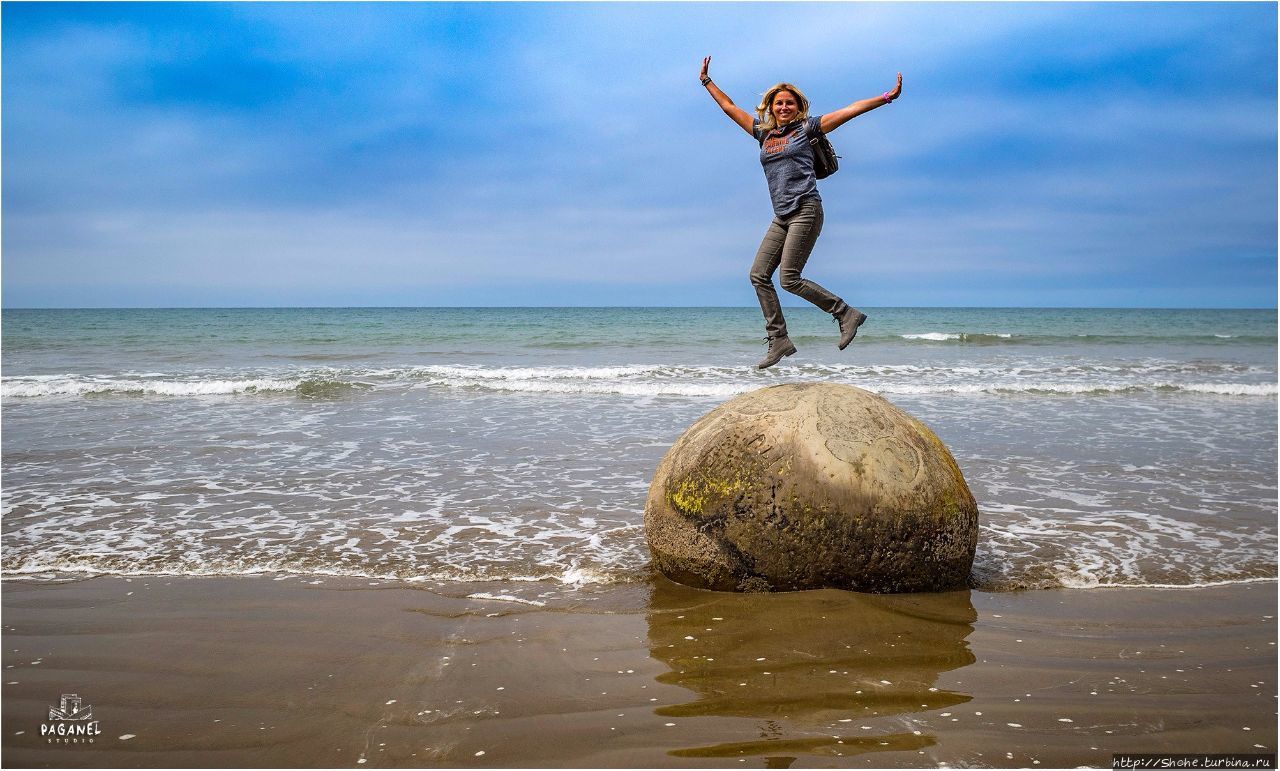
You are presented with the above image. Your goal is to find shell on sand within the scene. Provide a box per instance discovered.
[644,383,978,592]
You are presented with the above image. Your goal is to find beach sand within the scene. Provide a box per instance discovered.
[2,576,1274,768]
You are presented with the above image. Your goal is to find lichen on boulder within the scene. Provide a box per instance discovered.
[644,383,978,593]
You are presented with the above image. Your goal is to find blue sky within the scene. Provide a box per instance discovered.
[3,2,1275,308]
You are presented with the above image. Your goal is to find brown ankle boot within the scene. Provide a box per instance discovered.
[756,335,798,369]
[835,307,868,350]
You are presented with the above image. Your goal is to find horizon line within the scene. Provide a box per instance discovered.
[2,305,1276,312]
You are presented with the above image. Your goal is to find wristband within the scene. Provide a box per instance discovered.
[701,77,713,86]
[882,91,894,103]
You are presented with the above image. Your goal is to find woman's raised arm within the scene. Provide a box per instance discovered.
[700,56,755,136]
[819,72,902,135]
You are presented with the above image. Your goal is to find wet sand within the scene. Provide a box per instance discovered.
[1,576,1274,768]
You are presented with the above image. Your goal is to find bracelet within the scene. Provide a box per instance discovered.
[882,91,894,103]
[701,76,713,86]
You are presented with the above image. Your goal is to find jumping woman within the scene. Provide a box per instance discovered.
[700,56,902,369]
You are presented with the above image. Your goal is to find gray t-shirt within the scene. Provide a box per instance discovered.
[753,115,824,218]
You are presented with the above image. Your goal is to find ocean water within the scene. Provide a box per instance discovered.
[2,307,1276,602]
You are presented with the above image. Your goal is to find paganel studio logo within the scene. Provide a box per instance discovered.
[42,693,102,744]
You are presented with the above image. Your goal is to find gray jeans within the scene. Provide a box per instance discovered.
[749,198,848,338]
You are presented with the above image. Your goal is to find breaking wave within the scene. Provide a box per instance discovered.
[3,364,1274,400]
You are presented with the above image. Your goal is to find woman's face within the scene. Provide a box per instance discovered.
[771,90,800,124]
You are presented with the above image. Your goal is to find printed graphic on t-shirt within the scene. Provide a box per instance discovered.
[762,132,793,155]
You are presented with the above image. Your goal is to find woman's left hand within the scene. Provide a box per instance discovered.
[820,72,905,133]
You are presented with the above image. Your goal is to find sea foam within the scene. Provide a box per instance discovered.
[4,366,1274,400]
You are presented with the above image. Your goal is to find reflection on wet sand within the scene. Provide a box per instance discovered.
[645,578,977,761]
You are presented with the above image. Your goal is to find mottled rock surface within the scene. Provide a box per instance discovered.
[644,383,977,592]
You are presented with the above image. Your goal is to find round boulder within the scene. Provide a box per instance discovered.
[644,383,977,593]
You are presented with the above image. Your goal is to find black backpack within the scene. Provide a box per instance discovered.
[808,122,839,179]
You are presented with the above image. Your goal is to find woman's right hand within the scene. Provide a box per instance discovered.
[700,55,753,134]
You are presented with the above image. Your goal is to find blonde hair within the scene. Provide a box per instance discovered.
[755,82,811,133]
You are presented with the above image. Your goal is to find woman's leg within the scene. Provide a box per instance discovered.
[749,217,790,339]
[776,201,848,316]
[776,200,868,349]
